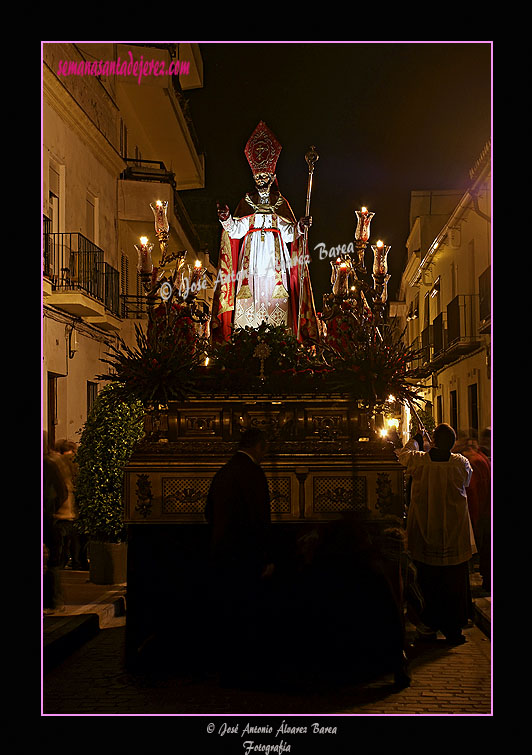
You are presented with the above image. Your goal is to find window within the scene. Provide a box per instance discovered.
[431,277,441,317]
[47,373,59,451]
[423,292,430,329]
[87,382,99,416]
[450,389,458,433]
[468,383,479,433]
[436,395,443,425]
[479,266,491,323]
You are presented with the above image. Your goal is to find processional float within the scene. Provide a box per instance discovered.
[114,144,424,669]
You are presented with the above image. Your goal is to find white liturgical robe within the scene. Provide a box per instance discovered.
[396,439,477,566]
[221,212,303,329]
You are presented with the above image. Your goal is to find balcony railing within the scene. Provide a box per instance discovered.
[170,77,203,156]
[407,336,422,371]
[432,311,446,358]
[121,159,177,188]
[421,326,431,366]
[406,294,485,374]
[103,263,120,317]
[121,294,149,320]
[478,266,491,333]
[447,294,480,351]
[43,231,121,316]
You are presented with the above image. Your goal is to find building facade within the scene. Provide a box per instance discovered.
[390,142,491,444]
[42,42,214,449]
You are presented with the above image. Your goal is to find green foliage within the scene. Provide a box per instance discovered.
[75,383,145,543]
[320,311,426,408]
[207,322,328,393]
[99,303,206,406]
[410,405,436,435]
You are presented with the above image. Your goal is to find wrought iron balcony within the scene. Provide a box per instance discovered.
[43,231,120,316]
[446,294,482,355]
[478,266,491,334]
[405,294,484,375]
[121,159,177,188]
[121,294,149,320]
[421,325,431,366]
[431,311,445,358]
[407,336,427,374]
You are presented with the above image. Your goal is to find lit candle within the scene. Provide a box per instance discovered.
[332,258,349,296]
[150,199,169,235]
[354,207,375,242]
[371,240,391,276]
[191,259,203,286]
[134,236,154,274]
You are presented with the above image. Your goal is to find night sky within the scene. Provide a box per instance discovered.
[183,41,492,303]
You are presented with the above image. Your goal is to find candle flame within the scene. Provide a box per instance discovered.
[140,236,149,245]
[361,206,368,213]
[194,260,202,268]
[156,200,162,207]
[376,240,384,248]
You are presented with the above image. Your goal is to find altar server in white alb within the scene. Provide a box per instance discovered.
[396,423,476,645]
[211,120,319,343]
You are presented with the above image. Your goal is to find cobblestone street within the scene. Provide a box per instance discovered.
[43,620,491,716]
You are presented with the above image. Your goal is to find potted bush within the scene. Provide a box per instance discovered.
[75,383,145,584]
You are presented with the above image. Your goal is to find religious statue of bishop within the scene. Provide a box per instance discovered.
[211,121,319,343]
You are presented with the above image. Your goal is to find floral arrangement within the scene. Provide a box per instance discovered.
[206,321,329,393]
[99,302,207,406]
[98,297,425,410]
[319,307,425,410]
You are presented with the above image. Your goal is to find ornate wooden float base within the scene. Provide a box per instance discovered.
[123,395,406,666]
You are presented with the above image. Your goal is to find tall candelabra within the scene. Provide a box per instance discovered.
[322,206,391,327]
[134,199,209,329]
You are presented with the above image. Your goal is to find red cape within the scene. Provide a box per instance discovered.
[210,194,320,344]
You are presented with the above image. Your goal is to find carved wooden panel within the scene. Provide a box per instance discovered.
[159,474,294,516]
[312,476,367,513]
[267,475,292,514]
[162,477,211,514]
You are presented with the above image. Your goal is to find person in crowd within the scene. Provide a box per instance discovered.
[396,423,475,645]
[43,434,67,613]
[404,424,430,510]
[278,512,411,689]
[454,430,491,594]
[54,440,85,570]
[387,427,403,449]
[479,427,491,460]
[204,428,274,685]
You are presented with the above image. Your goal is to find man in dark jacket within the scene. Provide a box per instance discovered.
[204,428,273,684]
[205,428,272,578]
